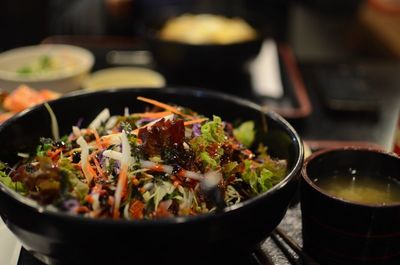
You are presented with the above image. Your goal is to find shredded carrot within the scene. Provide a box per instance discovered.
[87,163,97,180]
[136,111,173,119]
[100,133,119,147]
[93,129,101,146]
[173,180,181,187]
[137,96,193,118]
[130,100,206,135]
[154,201,173,218]
[100,138,111,148]
[92,154,105,177]
[131,118,207,135]
[177,169,186,178]
[129,200,145,219]
[47,148,62,160]
[75,206,90,214]
[113,165,128,219]
[122,181,128,201]
[85,195,94,204]
[108,196,114,207]
[88,128,102,149]
[92,184,103,193]
[132,126,146,135]
[150,165,164,172]
[132,178,140,186]
[184,118,209,126]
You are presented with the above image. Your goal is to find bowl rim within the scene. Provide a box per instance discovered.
[0,44,94,82]
[0,87,303,225]
[302,146,400,208]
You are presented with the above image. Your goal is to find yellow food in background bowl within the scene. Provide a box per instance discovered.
[82,67,165,91]
[158,14,258,45]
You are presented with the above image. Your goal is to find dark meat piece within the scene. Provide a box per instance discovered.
[138,118,184,158]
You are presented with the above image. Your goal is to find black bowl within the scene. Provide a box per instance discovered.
[144,11,264,86]
[0,88,303,265]
[301,147,400,265]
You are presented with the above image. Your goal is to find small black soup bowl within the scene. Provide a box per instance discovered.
[0,88,303,265]
[301,147,400,265]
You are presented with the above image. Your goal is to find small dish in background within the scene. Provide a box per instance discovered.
[301,147,400,265]
[82,67,165,91]
[0,44,94,93]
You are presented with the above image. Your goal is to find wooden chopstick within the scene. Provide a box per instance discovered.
[271,227,319,265]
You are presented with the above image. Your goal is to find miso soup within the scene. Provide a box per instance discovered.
[315,174,400,205]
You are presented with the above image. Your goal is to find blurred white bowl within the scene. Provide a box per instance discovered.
[82,67,165,91]
[0,44,94,93]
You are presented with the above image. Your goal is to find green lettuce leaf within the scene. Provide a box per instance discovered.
[263,157,287,180]
[242,160,259,194]
[0,162,26,194]
[200,151,218,169]
[190,116,225,170]
[233,121,255,148]
[258,168,274,192]
[58,158,88,201]
[222,161,238,178]
[201,115,225,143]
[241,159,286,194]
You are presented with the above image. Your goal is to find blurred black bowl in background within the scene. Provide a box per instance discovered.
[144,10,264,88]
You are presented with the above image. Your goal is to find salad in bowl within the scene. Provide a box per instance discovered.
[0,88,302,265]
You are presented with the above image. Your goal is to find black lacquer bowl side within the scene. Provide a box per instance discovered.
[301,147,400,265]
[0,88,303,265]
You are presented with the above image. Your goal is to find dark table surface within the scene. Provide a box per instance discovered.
[15,36,400,265]
[296,61,400,150]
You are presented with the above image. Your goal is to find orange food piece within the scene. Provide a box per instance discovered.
[0,112,14,123]
[129,200,145,219]
[0,85,61,124]
[3,85,43,112]
[2,85,60,113]
[154,200,173,218]
[39,89,61,101]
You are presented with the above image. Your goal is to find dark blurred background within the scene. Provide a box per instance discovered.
[2,0,398,62]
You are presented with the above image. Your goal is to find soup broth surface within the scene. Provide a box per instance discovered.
[315,173,400,205]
